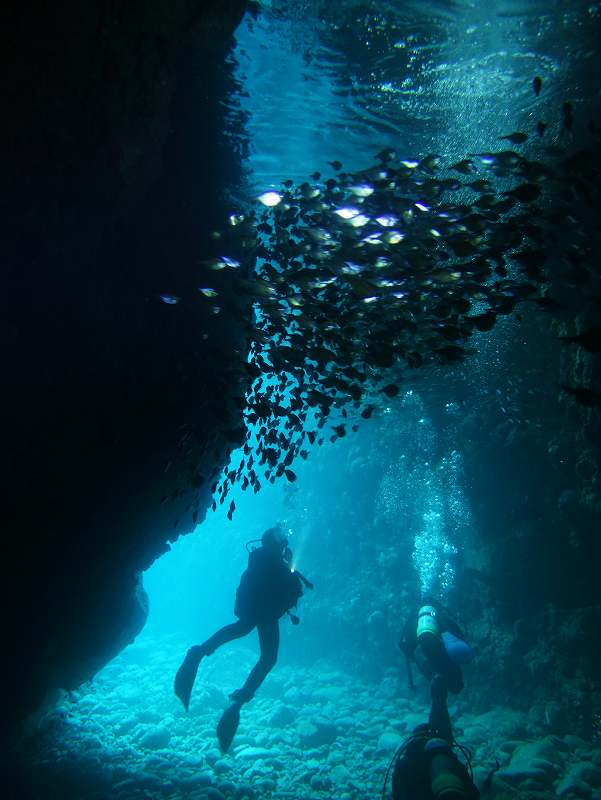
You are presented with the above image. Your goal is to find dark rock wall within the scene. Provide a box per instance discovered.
[2,0,250,737]
[451,315,600,735]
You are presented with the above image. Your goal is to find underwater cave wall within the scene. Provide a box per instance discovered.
[453,320,601,737]
[2,0,250,738]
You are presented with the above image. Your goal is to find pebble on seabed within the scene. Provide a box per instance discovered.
[19,641,601,800]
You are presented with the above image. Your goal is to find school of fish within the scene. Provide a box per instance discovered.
[162,88,601,521]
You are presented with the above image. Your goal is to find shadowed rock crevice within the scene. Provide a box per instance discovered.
[2,0,251,736]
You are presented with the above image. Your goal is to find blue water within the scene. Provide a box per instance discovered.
[17,1,601,798]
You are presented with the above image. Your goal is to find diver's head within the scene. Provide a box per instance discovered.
[261,523,288,554]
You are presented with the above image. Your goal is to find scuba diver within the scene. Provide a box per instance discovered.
[385,721,480,800]
[399,601,474,738]
[174,523,313,753]
[384,669,481,800]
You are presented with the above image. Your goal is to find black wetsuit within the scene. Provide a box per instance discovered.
[198,546,301,703]
[399,604,466,693]
[392,728,480,800]
[399,605,467,739]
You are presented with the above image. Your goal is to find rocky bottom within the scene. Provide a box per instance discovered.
[10,631,601,800]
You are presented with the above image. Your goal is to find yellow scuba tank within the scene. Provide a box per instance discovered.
[417,605,440,640]
[427,738,473,800]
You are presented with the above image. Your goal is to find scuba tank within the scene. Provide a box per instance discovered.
[242,539,313,625]
[417,605,441,640]
[403,605,440,691]
[244,538,313,589]
[384,727,478,800]
[426,738,476,800]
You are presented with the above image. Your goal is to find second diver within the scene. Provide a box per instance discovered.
[174,524,312,752]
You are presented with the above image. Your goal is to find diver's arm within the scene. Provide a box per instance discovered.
[437,604,466,640]
[398,613,414,657]
[294,569,313,590]
[445,616,467,641]
[406,654,416,691]
[399,615,416,690]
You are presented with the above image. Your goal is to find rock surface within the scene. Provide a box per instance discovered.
[2,0,250,736]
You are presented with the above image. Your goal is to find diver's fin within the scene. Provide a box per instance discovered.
[217,702,241,753]
[174,646,204,712]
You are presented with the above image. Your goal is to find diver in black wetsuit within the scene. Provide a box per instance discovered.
[389,723,480,800]
[399,601,474,740]
[387,676,480,800]
[174,524,312,752]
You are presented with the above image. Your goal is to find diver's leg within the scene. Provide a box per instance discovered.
[230,617,279,703]
[200,618,255,655]
[414,643,435,681]
[419,632,449,674]
[174,619,254,711]
[429,673,453,741]
[217,619,279,752]
[445,662,463,694]
[420,633,463,693]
